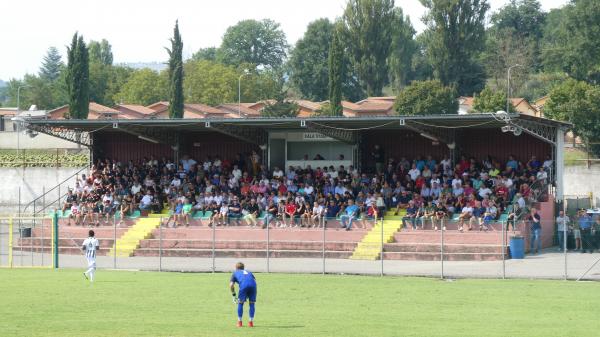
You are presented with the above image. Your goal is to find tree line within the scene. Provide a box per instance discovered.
[3,0,600,144]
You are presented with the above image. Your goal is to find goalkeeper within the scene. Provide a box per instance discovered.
[229,262,257,328]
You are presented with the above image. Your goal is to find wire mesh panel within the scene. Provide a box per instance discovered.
[0,217,53,269]
[0,219,9,267]
[382,210,444,278]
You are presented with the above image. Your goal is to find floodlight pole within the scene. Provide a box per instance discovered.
[15,85,29,162]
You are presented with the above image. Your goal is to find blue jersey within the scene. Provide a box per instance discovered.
[231,270,257,289]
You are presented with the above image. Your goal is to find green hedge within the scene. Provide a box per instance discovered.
[0,153,88,167]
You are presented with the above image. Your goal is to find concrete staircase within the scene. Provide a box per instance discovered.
[108,217,161,257]
[350,211,405,260]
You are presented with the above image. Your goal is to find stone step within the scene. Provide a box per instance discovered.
[384,243,505,254]
[133,248,351,259]
[138,239,356,251]
[382,252,506,261]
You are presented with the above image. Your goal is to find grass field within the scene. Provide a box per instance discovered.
[1,269,600,337]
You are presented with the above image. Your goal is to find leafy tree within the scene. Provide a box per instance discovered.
[328,27,343,116]
[88,39,113,66]
[482,30,532,93]
[542,0,600,82]
[166,21,184,118]
[261,92,299,118]
[219,19,288,69]
[288,18,334,101]
[39,47,64,82]
[192,47,218,62]
[114,68,165,105]
[388,7,417,89]
[342,0,395,96]
[66,33,89,119]
[394,79,458,115]
[184,60,238,105]
[420,0,489,96]
[544,79,600,148]
[472,86,513,113]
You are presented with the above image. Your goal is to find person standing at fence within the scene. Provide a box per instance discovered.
[579,210,594,254]
[528,208,542,254]
[82,230,99,282]
[556,210,570,251]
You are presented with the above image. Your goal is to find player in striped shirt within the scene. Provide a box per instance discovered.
[82,230,99,282]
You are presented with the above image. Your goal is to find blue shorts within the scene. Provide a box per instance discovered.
[238,286,257,303]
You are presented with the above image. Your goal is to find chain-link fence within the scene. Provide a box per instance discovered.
[11,195,599,282]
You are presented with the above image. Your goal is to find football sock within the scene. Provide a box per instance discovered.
[89,269,95,282]
[249,303,255,321]
[237,303,243,321]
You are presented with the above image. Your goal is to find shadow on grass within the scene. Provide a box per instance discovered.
[254,325,305,329]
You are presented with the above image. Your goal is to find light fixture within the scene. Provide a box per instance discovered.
[419,133,438,142]
[259,144,267,151]
[513,127,522,136]
[138,135,159,144]
[447,142,456,150]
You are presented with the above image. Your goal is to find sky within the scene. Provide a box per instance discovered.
[0,0,570,80]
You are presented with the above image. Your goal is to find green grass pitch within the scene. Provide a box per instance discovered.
[1,269,599,337]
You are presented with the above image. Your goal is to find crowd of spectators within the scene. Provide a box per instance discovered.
[61,147,552,232]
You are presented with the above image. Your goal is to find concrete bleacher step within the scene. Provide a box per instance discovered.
[138,239,357,251]
[382,251,506,261]
[133,248,352,259]
[108,218,161,257]
[350,211,405,260]
[384,243,505,254]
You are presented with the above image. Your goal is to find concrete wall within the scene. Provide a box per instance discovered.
[564,165,600,204]
[0,131,80,149]
[0,167,85,214]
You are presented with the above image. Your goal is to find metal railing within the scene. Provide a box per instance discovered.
[21,166,88,216]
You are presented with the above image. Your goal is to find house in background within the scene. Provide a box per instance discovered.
[48,102,126,120]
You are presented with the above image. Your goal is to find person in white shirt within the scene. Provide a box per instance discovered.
[232,166,242,180]
[458,205,474,231]
[272,167,284,179]
[408,164,420,181]
[478,186,492,199]
[131,182,142,195]
[536,167,548,181]
[140,192,153,210]
[82,230,100,282]
[170,177,181,188]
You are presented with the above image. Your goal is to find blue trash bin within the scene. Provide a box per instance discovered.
[509,236,525,259]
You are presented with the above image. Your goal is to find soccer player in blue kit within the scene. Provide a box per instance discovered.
[229,262,257,327]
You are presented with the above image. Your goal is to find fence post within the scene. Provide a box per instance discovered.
[42,186,45,266]
[380,216,384,277]
[563,200,568,280]
[113,214,117,269]
[58,185,61,211]
[8,217,13,268]
[52,211,58,269]
[440,218,444,280]
[159,217,163,272]
[266,214,270,273]
[322,216,326,275]
[502,220,506,280]
[212,218,216,273]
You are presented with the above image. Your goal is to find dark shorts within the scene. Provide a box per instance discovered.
[238,286,257,303]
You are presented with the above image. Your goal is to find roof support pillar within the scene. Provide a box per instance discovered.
[555,127,565,200]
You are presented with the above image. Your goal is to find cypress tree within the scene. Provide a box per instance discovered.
[66,33,89,119]
[166,20,184,118]
[328,28,343,116]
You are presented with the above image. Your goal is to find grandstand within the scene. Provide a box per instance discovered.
[18,112,569,264]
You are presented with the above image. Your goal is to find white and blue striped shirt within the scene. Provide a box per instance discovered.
[82,237,99,259]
